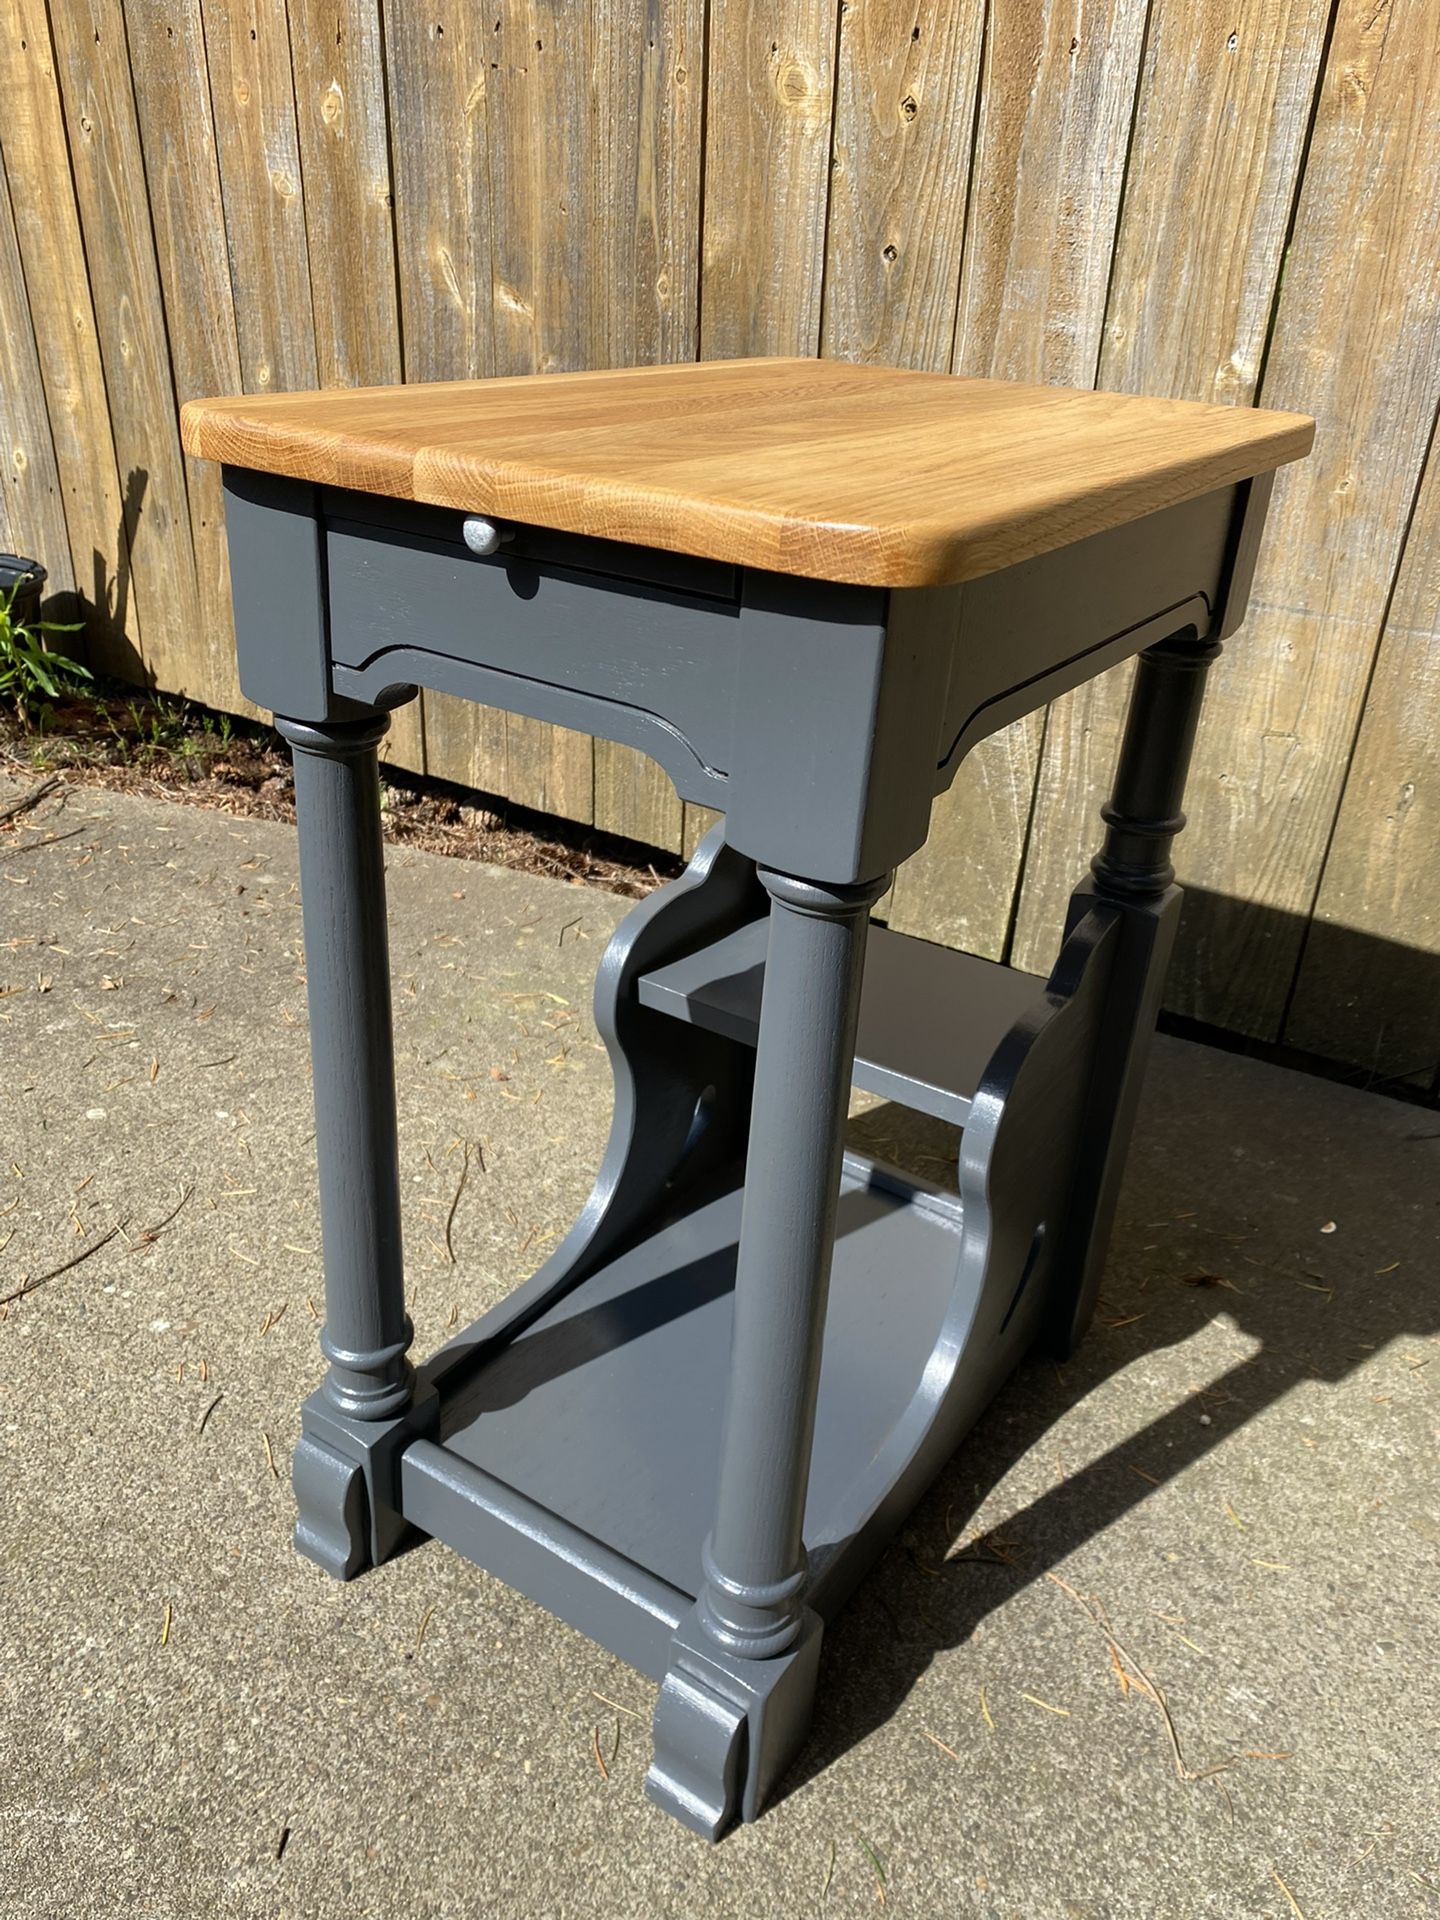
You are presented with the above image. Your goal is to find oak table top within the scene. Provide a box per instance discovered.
[182,357,1313,590]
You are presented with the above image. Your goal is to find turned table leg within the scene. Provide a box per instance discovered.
[1090,630,1221,902]
[1044,627,1222,1354]
[647,866,889,1837]
[277,711,433,1577]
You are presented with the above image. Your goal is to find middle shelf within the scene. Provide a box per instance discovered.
[637,918,1045,1127]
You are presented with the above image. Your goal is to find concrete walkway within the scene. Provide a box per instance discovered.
[2,778,1436,1920]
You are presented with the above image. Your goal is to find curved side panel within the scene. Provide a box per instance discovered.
[951,907,1122,1354]
[423,825,763,1397]
[807,907,1121,1614]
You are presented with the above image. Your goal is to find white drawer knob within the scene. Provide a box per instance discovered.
[461,515,510,556]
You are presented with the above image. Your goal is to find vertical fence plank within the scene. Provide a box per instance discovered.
[0,150,73,597]
[681,0,840,852]
[200,0,319,395]
[288,0,423,766]
[821,0,983,370]
[884,0,1150,955]
[700,0,838,361]
[1,0,141,671]
[1009,0,1334,980]
[1095,0,1336,410]
[126,0,249,713]
[385,6,494,387]
[46,0,205,695]
[476,0,597,822]
[1140,0,1438,1037]
[0,401,12,558]
[952,0,1151,388]
[0,184,14,559]
[487,1,596,378]
[589,0,704,853]
[1285,426,1440,1086]
[287,0,402,389]
[382,4,503,804]
[595,1,703,371]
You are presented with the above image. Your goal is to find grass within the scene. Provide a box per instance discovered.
[0,583,91,728]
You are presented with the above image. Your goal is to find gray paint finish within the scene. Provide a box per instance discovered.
[325,517,743,789]
[436,1162,965,1601]
[400,1442,689,1681]
[217,458,1277,1839]
[238,472,1254,882]
[638,918,1046,1128]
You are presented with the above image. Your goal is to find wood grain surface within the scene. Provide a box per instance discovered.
[200,0,319,398]
[821,0,984,372]
[46,0,205,687]
[1286,410,1440,1089]
[182,357,1311,589]
[1156,0,1440,1039]
[1008,0,1334,994]
[0,0,138,670]
[0,156,71,594]
[700,1,837,363]
[885,0,1151,960]
[126,0,247,713]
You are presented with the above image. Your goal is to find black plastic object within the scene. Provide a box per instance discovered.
[0,554,47,632]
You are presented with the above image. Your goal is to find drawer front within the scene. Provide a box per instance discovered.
[319,487,739,602]
[324,515,742,788]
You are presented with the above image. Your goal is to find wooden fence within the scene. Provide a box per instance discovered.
[2,0,1438,1089]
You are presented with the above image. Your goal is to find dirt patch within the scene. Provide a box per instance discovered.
[0,689,681,899]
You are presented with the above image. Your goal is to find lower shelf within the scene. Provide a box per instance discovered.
[412,1158,969,1629]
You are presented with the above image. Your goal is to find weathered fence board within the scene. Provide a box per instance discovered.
[0,0,136,669]
[885,0,1150,960]
[821,0,984,370]
[1286,425,1440,1089]
[1009,0,1333,984]
[200,0,319,398]
[385,6,495,388]
[51,0,213,695]
[700,0,837,362]
[1,0,1437,1078]
[587,0,704,852]
[0,152,71,595]
[287,0,402,391]
[48,0,208,696]
[1152,0,1440,1038]
[126,0,247,713]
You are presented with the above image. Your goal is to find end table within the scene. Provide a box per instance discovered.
[182,359,1312,1837]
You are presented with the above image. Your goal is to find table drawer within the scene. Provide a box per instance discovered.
[319,487,740,601]
[323,509,743,794]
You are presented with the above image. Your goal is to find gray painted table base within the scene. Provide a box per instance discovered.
[221,464,1274,1838]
